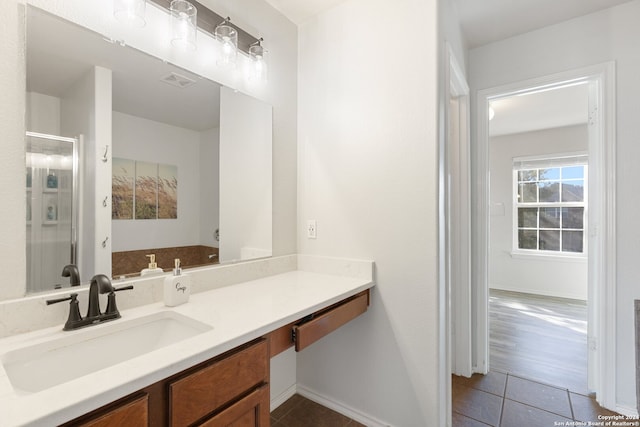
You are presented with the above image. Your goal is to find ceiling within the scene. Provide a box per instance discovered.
[263,0,349,24]
[266,0,632,48]
[263,0,625,136]
[489,84,589,137]
[29,1,632,136]
[453,0,632,48]
[27,8,221,132]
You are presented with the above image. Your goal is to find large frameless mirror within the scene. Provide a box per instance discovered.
[25,6,272,293]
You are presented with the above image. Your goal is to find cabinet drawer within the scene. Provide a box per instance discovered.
[198,384,270,427]
[169,339,268,427]
[293,290,369,352]
[76,393,148,427]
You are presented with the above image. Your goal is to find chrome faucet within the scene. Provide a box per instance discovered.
[47,274,133,330]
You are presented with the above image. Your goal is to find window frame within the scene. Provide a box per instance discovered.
[511,153,589,259]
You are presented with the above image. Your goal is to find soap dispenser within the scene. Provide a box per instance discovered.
[164,258,190,307]
[140,254,163,276]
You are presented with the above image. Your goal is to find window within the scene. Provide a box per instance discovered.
[513,155,587,256]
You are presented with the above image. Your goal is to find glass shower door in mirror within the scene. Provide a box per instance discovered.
[26,132,78,293]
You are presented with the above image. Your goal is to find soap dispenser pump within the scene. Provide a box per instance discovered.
[164,258,190,307]
[140,254,163,276]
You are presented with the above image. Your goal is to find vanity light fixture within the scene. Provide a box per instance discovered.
[113,0,146,27]
[147,0,268,79]
[170,0,197,50]
[248,38,268,82]
[214,17,238,67]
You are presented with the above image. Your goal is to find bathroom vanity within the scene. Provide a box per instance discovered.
[0,264,373,426]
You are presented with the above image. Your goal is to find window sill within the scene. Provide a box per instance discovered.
[509,251,587,263]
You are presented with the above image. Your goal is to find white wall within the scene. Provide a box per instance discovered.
[199,127,220,249]
[60,66,112,283]
[26,92,61,135]
[297,0,441,424]
[469,0,640,412]
[111,111,202,253]
[0,1,26,299]
[219,87,272,263]
[490,125,588,300]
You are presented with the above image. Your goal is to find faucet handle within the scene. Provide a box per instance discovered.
[46,293,82,330]
[105,285,134,316]
[46,294,76,305]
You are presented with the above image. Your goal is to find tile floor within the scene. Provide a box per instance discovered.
[271,394,364,427]
[273,381,622,427]
[452,370,622,427]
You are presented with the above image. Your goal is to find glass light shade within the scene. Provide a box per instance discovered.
[214,23,238,67]
[170,0,197,50]
[113,0,146,27]
[248,43,268,82]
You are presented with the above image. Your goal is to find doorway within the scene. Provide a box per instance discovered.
[487,82,590,393]
[469,63,617,408]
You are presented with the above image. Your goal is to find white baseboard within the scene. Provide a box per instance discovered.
[615,404,639,418]
[270,384,297,412]
[297,384,393,427]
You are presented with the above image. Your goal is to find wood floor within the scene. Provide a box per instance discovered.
[489,289,589,394]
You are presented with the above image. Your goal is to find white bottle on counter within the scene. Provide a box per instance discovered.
[164,258,190,307]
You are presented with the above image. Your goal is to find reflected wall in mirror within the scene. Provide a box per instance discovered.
[25,6,272,294]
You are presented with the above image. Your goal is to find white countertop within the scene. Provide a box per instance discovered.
[0,269,373,426]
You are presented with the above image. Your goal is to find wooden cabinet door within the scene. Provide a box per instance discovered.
[198,385,269,427]
[170,339,268,426]
[75,393,148,427]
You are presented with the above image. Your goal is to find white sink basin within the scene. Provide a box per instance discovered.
[1,311,212,393]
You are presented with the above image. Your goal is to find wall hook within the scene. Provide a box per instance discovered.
[103,196,108,207]
[101,145,109,162]
[102,237,109,248]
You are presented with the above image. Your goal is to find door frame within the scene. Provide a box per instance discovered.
[470,62,616,408]
[446,45,472,378]
[442,42,471,427]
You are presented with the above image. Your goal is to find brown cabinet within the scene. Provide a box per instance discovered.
[64,340,268,427]
[267,289,370,355]
[170,339,268,426]
[62,393,149,427]
[292,290,369,352]
[65,289,370,426]
[199,385,270,427]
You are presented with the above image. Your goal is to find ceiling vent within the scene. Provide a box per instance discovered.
[160,72,196,88]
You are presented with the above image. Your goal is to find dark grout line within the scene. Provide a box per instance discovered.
[453,410,494,427]
[567,388,576,420]
[505,371,573,392]
[498,375,510,426]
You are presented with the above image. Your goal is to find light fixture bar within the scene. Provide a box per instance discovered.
[148,0,261,54]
